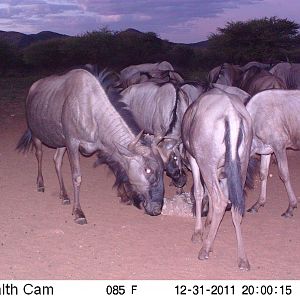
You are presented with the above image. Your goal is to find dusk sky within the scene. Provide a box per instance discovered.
[1,0,300,43]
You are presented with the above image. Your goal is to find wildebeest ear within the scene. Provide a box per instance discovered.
[128,130,144,151]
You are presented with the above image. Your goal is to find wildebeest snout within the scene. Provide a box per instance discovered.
[144,201,162,216]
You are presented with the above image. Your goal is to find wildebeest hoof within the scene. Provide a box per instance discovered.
[247,203,263,213]
[37,186,45,192]
[73,208,87,225]
[281,210,293,218]
[198,248,209,260]
[247,207,258,213]
[191,231,202,243]
[238,258,250,271]
[204,219,212,228]
[62,198,71,205]
[75,217,87,225]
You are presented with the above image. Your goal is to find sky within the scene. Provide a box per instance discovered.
[0,0,300,43]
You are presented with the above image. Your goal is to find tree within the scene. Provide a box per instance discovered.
[0,40,19,75]
[207,17,300,64]
[23,38,66,70]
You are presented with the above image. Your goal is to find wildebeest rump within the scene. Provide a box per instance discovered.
[246,89,300,217]
[17,69,165,224]
[211,83,251,104]
[182,88,253,270]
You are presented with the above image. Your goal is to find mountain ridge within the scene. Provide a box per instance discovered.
[0,28,208,49]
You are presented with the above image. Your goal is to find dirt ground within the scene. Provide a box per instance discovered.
[0,100,300,280]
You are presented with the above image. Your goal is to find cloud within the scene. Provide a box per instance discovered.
[1,0,299,43]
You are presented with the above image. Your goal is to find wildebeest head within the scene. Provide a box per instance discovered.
[115,134,165,216]
[156,138,187,188]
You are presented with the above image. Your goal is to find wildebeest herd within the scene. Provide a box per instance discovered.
[17,60,300,271]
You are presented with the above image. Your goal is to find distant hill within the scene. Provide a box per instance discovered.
[0,28,207,49]
[0,30,69,48]
[118,28,208,48]
[187,40,209,48]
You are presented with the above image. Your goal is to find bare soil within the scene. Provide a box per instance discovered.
[1,99,300,280]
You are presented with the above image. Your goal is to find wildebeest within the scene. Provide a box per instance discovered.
[121,81,188,188]
[17,68,165,224]
[270,62,300,89]
[246,89,300,217]
[211,83,251,104]
[208,63,243,86]
[181,82,205,105]
[239,66,286,96]
[118,61,176,88]
[118,69,184,89]
[240,61,271,72]
[182,88,253,270]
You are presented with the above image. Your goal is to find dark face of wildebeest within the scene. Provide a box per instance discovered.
[165,151,187,188]
[157,139,187,188]
[124,150,165,216]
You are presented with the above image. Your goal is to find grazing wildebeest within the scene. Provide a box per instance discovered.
[121,81,188,188]
[246,89,300,217]
[182,88,253,270]
[240,61,271,72]
[17,68,165,224]
[270,62,300,89]
[208,63,243,86]
[239,66,287,96]
[118,69,184,89]
[118,61,175,88]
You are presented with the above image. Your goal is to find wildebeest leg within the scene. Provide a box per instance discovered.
[275,149,298,217]
[54,147,70,205]
[67,142,87,225]
[231,208,250,270]
[189,156,204,243]
[198,179,227,260]
[204,194,212,228]
[248,154,271,213]
[32,137,44,192]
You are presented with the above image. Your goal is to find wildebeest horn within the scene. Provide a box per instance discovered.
[128,130,144,151]
[154,135,164,145]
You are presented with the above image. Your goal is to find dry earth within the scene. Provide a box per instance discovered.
[0,98,300,280]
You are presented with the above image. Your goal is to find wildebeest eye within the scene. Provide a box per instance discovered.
[173,156,177,161]
[145,168,152,174]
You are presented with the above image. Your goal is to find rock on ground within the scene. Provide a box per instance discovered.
[162,192,194,217]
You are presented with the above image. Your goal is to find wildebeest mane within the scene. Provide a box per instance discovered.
[60,64,142,137]
[165,85,180,136]
[85,65,146,140]
[94,151,129,191]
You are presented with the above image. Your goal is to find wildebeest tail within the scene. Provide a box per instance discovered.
[224,118,245,215]
[16,128,33,153]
